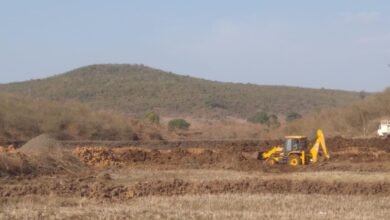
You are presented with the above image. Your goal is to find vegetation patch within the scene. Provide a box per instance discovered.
[168,119,191,131]
[144,112,160,125]
[0,93,166,142]
[248,112,280,128]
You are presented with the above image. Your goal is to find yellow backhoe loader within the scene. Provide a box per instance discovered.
[259,129,330,166]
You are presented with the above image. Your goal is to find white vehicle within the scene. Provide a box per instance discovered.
[377,120,390,137]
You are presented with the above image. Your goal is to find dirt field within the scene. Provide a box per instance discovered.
[0,136,389,219]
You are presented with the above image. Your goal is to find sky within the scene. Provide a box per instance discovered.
[1,0,390,91]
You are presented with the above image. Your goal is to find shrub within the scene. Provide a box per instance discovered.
[286,112,302,122]
[144,112,160,125]
[205,100,227,109]
[248,112,280,128]
[168,119,191,130]
[248,112,270,124]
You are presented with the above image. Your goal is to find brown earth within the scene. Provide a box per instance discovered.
[0,134,84,176]
[61,136,389,151]
[71,136,390,172]
[0,136,388,176]
[129,178,390,198]
[0,174,388,202]
[0,136,389,203]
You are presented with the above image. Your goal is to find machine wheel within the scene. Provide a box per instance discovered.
[264,158,276,165]
[288,155,302,166]
[267,158,276,166]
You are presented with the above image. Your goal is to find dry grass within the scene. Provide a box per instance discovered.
[0,168,389,219]
[111,169,258,185]
[0,193,388,220]
[111,168,390,186]
[0,93,165,142]
[286,88,390,137]
[182,117,279,139]
[262,170,390,183]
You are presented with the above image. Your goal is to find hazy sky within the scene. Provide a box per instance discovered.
[1,0,389,91]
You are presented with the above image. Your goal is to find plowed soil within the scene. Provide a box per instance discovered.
[71,136,390,171]
[0,137,389,202]
[0,174,388,202]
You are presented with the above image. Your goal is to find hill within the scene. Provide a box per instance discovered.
[0,93,168,143]
[0,64,363,119]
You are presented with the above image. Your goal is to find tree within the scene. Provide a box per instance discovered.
[357,108,368,137]
[268,114,281,128]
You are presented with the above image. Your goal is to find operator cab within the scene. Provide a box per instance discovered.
[284,136,307,153]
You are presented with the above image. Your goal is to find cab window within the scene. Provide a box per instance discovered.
[285,139,292,152]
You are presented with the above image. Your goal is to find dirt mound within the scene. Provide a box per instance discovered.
[327,137,390,151]
[129,179,390,198]
[73,147,121,167]
[72,142,390,172]
[0,134,84,176]
[19,134,65,156]
[73,146,251,170]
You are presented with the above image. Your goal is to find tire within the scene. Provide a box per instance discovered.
[288,155,302,166]
[268,159,276,165]
[264,158,276,165]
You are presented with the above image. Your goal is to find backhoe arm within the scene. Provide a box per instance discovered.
[261,146,283,159]
[310,129,330,162]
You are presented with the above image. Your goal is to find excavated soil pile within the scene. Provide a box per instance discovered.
[72,147,121,167]
[0,134,84,176]
[73,138,390,171]
[19,134,65,156]
[0,149,31,176]
[0,145,17,154]
[73,146,264,170]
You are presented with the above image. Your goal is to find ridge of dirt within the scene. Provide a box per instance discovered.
[0,176,388,201]
[72,143,390,172]
[62,137,390,151]
[1,136,389,176]
[327,137,390,151]
[129,178,390,198]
